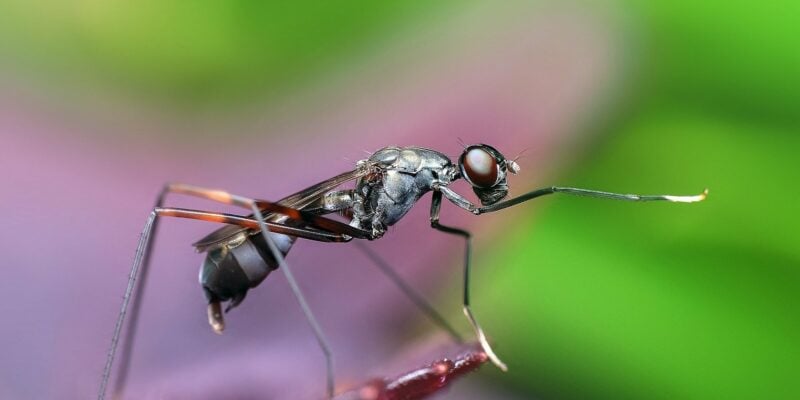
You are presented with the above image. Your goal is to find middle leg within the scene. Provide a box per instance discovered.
[352,240,463,343]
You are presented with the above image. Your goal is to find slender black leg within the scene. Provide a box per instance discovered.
[101,183,347,400]
[352,240,463,343]
[429,190,508,371]
[166,184,337,398]
[99,211,156,400]
[441,186,708,215]
[101,206,351,400]
[476,186,708,214]
[248,202,336,398]
[105,185,168,400]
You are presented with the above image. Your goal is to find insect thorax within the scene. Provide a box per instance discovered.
[353,146,457,230]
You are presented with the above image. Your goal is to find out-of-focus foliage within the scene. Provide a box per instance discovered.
[475,1,800,399]
[0,1,454,106]
[1,0,796,399]
[480,114,799,399]
[636,1,800,123]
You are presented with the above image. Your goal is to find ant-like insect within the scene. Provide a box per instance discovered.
[99,144,707,399]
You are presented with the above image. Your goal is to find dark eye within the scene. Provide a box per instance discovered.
[462,147,498,187]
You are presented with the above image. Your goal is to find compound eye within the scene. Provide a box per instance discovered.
[463,147,499,188]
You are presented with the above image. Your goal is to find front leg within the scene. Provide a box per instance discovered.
[435,185,481,214]
[435,184,707,215]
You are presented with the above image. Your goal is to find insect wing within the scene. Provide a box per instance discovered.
[192,165,373,251]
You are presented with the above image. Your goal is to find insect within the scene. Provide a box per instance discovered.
[99,144,707,399]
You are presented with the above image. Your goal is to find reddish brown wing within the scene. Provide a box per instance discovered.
[192,166,371,251]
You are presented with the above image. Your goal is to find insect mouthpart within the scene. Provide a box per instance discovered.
[472,182,509,206]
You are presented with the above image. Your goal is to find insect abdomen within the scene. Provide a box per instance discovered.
[199,232,295,311]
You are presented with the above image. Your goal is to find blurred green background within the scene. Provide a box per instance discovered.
[1,1,797,399]
[474,2,800,399]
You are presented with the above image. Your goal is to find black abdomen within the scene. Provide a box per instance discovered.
[199,232,295,311]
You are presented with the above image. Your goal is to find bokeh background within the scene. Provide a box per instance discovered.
[1,1,797,399]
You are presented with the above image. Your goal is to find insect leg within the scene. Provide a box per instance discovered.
[156,184,338,398]
[108,209,352,395]
[429,190,508,372]
[477,186,707,214]
[103,206,308,400]
[247,202,336,399]
[100,211,155,400]
[352,240,463,343]
[104,185,170,400]
[166,183,371,238]
[436,185,707,215]
[108,182,367,400]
